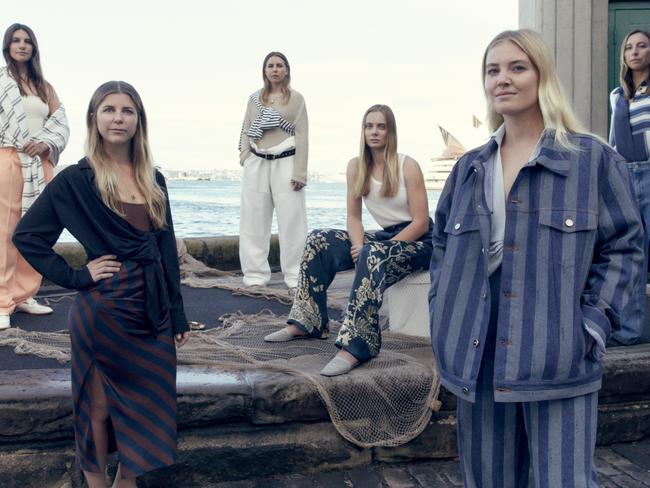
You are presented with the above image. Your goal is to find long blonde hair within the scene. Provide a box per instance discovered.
[260,51,291,105]
[482,29,585,150]
[85,81,167,229]
[619,29,650,100]
[353,104,400,199]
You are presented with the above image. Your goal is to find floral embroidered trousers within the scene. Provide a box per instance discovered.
[287,220,433,362]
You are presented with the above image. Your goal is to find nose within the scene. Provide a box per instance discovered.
[496,73,511,87]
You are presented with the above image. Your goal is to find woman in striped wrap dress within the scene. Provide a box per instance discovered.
[13,81,190,487]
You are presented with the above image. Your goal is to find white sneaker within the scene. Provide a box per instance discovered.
[0,313,10,330]
[15,298,53,315]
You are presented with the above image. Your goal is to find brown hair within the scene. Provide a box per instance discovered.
[619,29,650,100]
[353,104,400,199]
[260,51,291,105]
[2,23,49,102]
[85,81,167,229]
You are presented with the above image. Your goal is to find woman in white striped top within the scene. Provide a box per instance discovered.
[0,23,69,330]
[238,51,308,290]
[610,29,650,346]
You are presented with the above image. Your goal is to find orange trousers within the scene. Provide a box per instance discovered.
[0,148,53,313]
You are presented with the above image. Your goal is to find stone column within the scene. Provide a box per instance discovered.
[519,0,609,137]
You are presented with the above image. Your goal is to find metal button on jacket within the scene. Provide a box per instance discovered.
[454,223,461,230]
[565,218,574,227]
[462,387,469,395]
[472,339,480,347]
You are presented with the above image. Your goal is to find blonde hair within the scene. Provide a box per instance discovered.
[353,104,399,199]
[619,30,650,100]
[482,29,585,150]
[85,81,167,229]
[260,51,291,105]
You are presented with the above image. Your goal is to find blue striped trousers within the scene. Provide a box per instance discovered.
[456,270,600,488]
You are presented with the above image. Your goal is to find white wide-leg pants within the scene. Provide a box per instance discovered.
[239,139,307,288]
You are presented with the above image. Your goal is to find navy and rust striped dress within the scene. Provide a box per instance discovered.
[13,160,189,478]
[69,203,177,477]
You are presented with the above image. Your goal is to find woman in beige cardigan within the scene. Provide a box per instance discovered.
[238,51,308,290]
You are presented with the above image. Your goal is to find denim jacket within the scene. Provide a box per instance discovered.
[429,131,643,403]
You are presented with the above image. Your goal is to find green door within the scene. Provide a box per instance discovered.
[608,2,650,106]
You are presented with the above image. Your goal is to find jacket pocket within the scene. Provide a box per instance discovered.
[538,209,597,268]
[444,212,481,235]
[443,212,482,269]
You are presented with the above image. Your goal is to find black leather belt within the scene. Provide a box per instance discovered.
[251,148,296,160]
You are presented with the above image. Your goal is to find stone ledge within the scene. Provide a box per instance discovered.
[1,345,650,444]
[0,404,648,487]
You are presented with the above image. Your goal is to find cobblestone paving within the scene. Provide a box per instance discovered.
[210,439,650,487]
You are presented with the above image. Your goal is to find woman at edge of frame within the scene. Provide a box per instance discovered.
[609,28,650,345]
[429,29,643,487]
[13,81,190,487]
[0,23,70,329]
[265,104,433,377]
[238,51,308,290]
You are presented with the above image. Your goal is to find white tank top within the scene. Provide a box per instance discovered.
[22,95,49,137]
[363,153,412,229]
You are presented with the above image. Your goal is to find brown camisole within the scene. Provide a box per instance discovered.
[120,202,152,232]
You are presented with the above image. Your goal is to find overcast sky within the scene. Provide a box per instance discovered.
[10,0,518,175]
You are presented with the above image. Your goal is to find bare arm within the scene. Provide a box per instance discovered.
[346,158,365,263]
[392,157,430,241]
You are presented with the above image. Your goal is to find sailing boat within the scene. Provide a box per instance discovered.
[424,116,484,191]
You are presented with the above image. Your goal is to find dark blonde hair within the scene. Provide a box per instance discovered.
[353,105,399,199]
[2,23,49,103]
[482,29,584,150]
[619,29,650,100]
[260,51,291,105]
[85,81,167,229]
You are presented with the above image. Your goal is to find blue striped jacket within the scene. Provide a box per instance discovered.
[429,131,643,403]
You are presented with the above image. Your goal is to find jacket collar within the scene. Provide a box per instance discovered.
[78,157,93,170]
[462,128,571,181]
[528,131,571,176]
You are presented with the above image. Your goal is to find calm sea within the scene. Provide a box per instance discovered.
[59,180,441,242]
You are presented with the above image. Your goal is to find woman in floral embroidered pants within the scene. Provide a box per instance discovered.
[264,105,432,376]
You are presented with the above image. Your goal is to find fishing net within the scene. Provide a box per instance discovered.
[0,310,440,448]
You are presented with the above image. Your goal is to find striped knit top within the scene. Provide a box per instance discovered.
[238,89,309,184]
[610,82,650,162]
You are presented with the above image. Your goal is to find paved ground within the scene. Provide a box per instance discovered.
[209,439,650,487]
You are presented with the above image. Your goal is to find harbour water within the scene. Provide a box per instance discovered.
[59,180,442,242]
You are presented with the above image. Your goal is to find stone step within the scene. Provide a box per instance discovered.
[1,344,650,486]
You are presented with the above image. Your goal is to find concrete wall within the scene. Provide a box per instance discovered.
[519,0,609,138]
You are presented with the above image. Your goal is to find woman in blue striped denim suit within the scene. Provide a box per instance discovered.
[429,29,643,487]
[610,29,650,346]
